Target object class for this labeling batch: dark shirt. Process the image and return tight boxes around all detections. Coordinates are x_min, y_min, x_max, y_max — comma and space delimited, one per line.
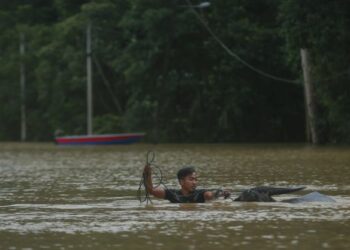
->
165, 189, 207, 203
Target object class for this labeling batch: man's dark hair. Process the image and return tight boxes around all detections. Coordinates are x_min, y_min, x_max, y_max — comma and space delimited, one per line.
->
177, 166, 196, 180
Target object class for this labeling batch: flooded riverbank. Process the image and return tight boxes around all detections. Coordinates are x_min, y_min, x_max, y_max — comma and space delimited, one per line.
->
0, 143, 349, 249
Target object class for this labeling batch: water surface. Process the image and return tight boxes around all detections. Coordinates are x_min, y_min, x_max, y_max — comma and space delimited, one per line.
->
0, 143, 349, 249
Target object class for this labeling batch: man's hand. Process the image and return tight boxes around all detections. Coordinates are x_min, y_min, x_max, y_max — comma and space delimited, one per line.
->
222, 190, 231, 199
204, 189, 231, 201
214, 189, 231, 199
143, 164, 151, 176
143, 164, 166, 199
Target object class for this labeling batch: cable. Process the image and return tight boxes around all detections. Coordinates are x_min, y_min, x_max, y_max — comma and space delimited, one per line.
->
185, 0, 300, 84
92, 55, 123, 114
137, 151, 170, 204
185, 0, 350, 85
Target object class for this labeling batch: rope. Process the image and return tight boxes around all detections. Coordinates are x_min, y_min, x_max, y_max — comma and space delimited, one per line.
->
137, 151, 169, 204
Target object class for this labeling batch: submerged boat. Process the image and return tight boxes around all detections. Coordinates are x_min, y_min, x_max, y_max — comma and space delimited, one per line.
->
233, 186, 336, 203
55, 133, 145, 145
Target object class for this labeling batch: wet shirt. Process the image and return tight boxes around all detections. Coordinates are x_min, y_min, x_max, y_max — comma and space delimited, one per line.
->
165, 189, 207, 203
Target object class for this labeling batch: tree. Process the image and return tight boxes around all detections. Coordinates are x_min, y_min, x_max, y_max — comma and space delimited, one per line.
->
1, 0, 349, 143
280, 0, 350, 143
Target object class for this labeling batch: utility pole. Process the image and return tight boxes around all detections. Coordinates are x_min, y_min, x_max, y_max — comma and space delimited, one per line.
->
300, 48, 318, 144
19, 32, 26, 141
86, 21, 93, 135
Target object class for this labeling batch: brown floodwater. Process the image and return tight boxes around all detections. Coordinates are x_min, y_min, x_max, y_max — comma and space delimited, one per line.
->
0, 143, 349, 249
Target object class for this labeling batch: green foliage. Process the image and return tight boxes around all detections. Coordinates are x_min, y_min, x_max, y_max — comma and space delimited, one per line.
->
280, 0, 350, 143
0, 0, 349, 143
94, 114, 123, 134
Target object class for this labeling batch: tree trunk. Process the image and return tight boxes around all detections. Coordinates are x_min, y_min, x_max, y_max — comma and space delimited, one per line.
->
300, 48, 319, 144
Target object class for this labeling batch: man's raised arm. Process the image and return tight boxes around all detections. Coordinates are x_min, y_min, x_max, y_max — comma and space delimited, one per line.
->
143, 164, 166, 199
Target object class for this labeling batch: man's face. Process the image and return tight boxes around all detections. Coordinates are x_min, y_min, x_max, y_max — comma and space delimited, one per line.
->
179, 172, 198, 192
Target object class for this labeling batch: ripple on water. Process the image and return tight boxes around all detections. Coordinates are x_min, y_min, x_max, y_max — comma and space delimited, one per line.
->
0, 197, 350, 234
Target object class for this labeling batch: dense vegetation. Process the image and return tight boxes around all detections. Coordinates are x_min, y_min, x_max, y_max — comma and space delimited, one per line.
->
1, 0, 349, 143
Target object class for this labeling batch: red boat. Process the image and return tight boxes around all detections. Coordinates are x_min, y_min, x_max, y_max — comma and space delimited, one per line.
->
55, 133, 145, 145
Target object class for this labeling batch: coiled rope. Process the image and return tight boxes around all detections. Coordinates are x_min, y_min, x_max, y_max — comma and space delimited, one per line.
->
137, 151, 169, 204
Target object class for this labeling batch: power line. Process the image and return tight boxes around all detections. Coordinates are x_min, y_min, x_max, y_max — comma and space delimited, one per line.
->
185, 1, 350, 85
185, 0, 300, 84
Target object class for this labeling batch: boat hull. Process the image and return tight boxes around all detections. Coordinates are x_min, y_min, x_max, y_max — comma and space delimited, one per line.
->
55, 133, 145, 145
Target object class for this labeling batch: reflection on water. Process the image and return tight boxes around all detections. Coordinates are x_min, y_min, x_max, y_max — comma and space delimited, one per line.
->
0, 143, 350, 249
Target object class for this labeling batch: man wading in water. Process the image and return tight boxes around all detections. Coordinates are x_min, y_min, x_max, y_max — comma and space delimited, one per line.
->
143, 165, 230, 203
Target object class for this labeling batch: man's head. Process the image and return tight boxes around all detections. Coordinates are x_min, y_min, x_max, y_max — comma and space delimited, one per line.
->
177, 166, 198, 193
